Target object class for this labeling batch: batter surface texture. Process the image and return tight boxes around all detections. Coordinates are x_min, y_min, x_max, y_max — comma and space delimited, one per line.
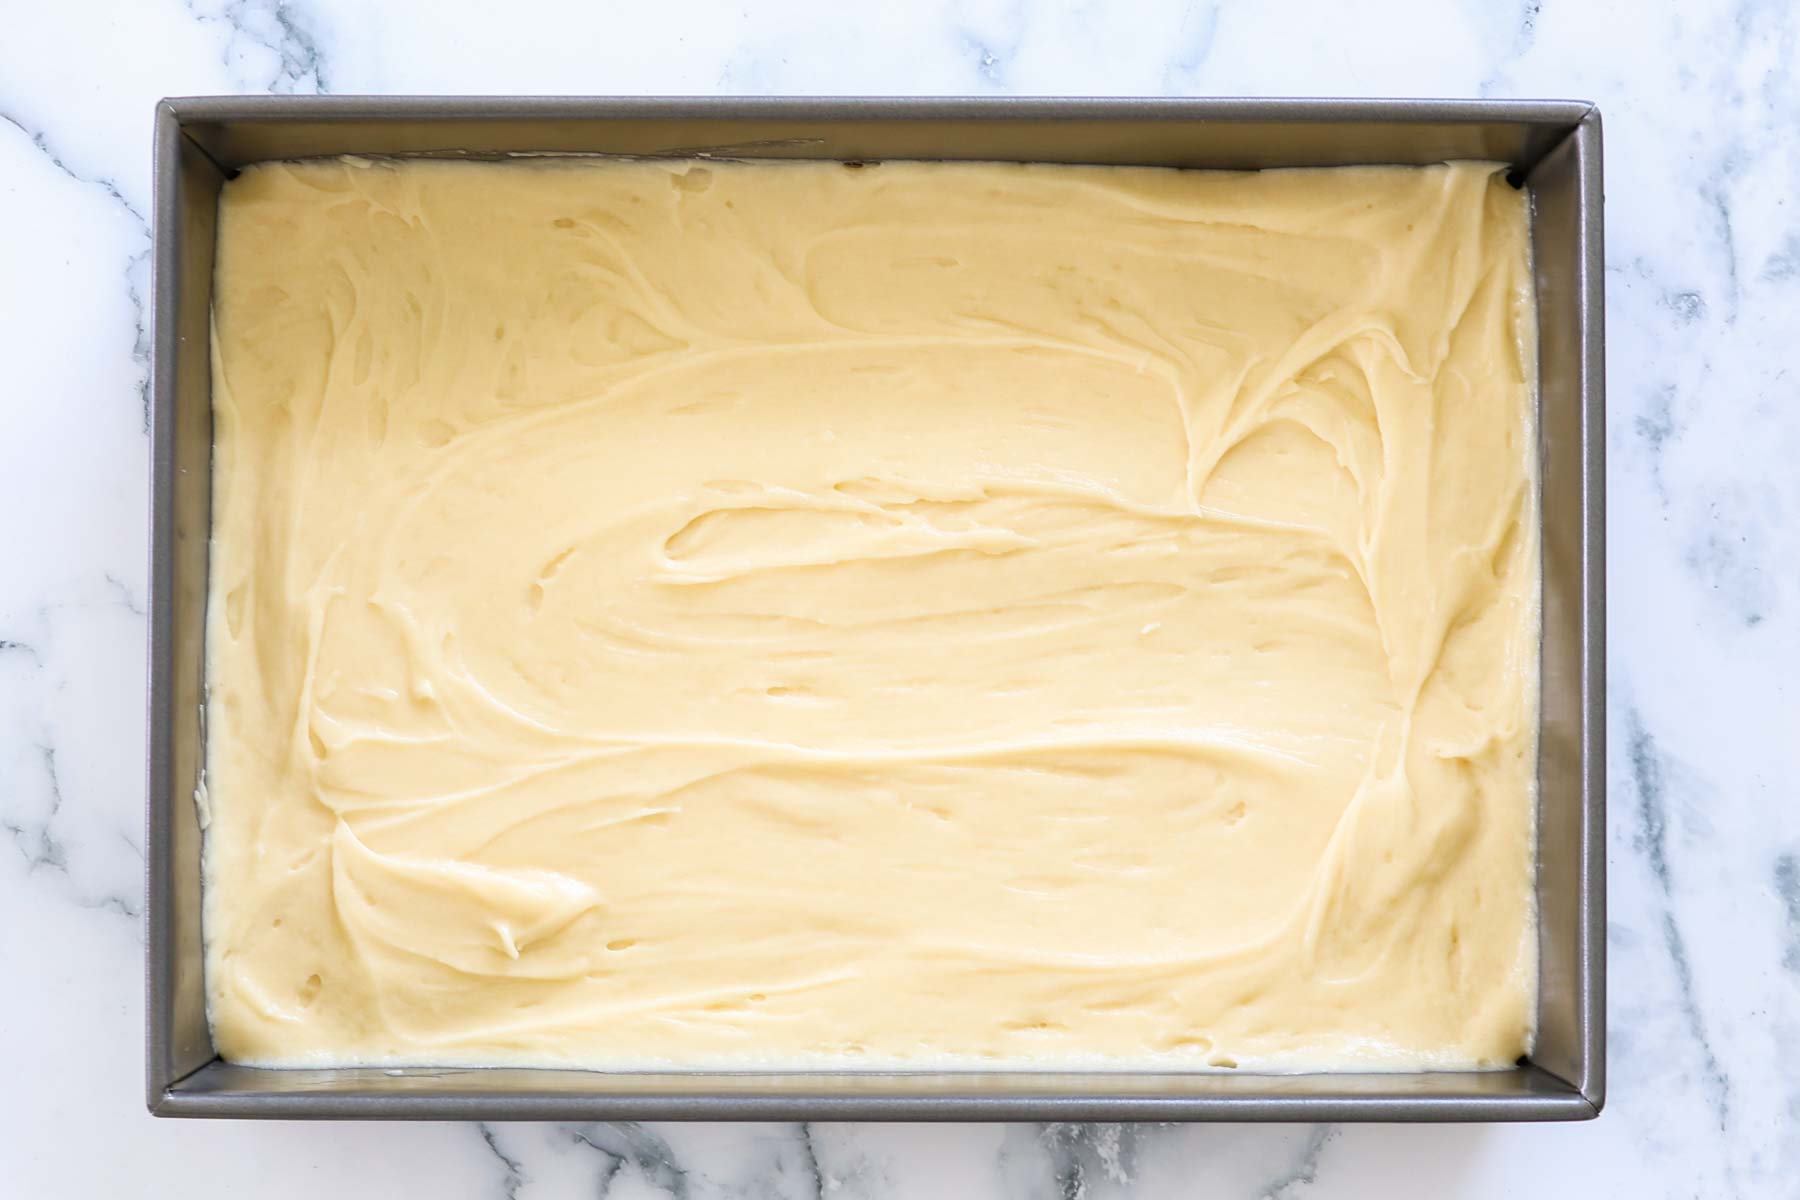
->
205, 157, 1538, 1069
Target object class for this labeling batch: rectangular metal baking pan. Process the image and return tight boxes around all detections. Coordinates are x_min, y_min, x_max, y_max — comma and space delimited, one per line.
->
148, 96, 1605, 1121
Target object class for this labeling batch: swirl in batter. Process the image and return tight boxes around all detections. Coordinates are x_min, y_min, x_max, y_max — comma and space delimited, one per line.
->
205, 157, 1538, 1069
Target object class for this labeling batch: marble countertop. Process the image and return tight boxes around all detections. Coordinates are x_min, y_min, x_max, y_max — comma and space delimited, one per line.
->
3, 0, 1795, 1195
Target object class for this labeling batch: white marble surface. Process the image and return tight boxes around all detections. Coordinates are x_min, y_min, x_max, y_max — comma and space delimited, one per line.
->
2, 0, 1796, 1194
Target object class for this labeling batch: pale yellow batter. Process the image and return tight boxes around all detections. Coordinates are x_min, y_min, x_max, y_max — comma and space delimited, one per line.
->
205, 156, 1539, 1070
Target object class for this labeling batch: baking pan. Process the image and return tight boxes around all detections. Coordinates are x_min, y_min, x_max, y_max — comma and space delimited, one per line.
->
147, 96, 1605, 1121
